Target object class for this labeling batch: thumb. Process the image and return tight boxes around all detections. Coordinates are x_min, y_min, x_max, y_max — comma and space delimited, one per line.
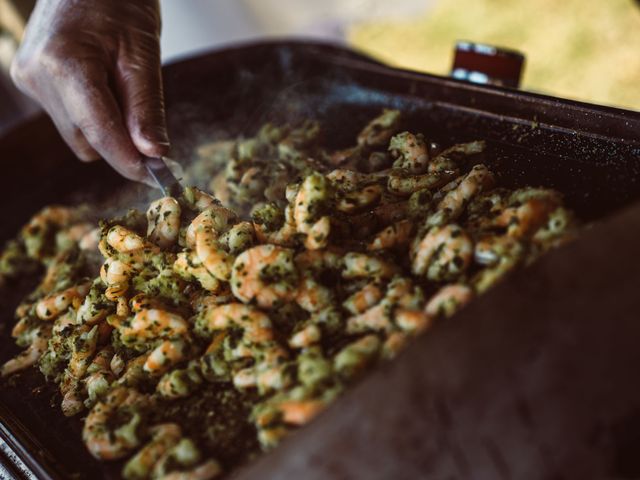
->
117, 40, 170, 159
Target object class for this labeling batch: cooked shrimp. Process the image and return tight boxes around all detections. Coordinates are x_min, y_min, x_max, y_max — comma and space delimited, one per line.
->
68, 324, 99, 378
186, 207, 237, 248
119, 309, 189, 347
411, 225, 473, 281
367, 219, 414, 251
334, 335, 381, 379
144, 339, 191, 375
197, 303, 273, 344
173, 251, 222, 293
336, 184, 383, 214
159, 460, 222, 480
342, 252, 397, 280
83, 387, 149, 460
326, 169, 385, 193
394, 308, 433, 333
294, 173, 331, 248
294, 275, 333, 313
346, 303, 392, 334
85, 346, 115, 405
304, 215, 331, 250
35, 282, 90, 320
77, 281, 111, 325
357, 108, 401, 147
194, 227, 234, 283
289, 323, 322, 349
231, 245, 298, 309
147, 197, 181, 249
389, 132, 429, 174
342, 283, 383, 315
220, 221, 255, 254
424, 284, 474, 318
387, 170, 457, 196
183, 187, 218, 212
427, 164, 495, 227
156, 362, 202, 399
106, 226, 151, 253
1, 327, 51, 377
427, 140, 486, 174
493, 190, 560, 238
122, 424, 182, 480
254, 205, 297, 247
294, 248, 343, 273
78, 227, 101, 251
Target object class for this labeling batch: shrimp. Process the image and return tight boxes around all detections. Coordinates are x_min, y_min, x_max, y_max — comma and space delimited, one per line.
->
411, 224, 473, 281
182, 187, 219, 212
424, 284, 474, 318
100, 257, 134, 301
493, 188, 561, 239
342, 283, 383, 315
289, 323, 322, 349
196, 303, 273, 344
367, 219, 414, 251
294, 248, 343, 273
294, 173, 331, 248
427, 140, 486, 174
342, 252, 397, 280
122, 424, 182, 480
106, 226, 151, 253
35, 282, 90, 320
253, 205, 297, 247
304, 215, 331, 251
116, 354, 150, 388
231, 245, 298, 309
357, 109, 401, 147
83, 387, 149, 460
68, 324, 99, 378
473, 235, 525, 293
186, 207, 237, 248
119, 309, 189, 347
147, 197, 181, 249
426, 164, 495, 227
158, 460, 222, 480
326, 169, 386, 193
387, 170, 457, 196
144, 339, 191, 375
85, 346, 115, 405
334, 335, 381, 379
156, 362, 202, 399
79, 227, 101, 251
394, 308, 433, 333
295, 275, 334, 313
173, 251, 222, 293
1, 327, 51, 377
220, 221, 255, 255
389, 132, 429, 174
336, 184, 383, 214
76, 280, 112, 325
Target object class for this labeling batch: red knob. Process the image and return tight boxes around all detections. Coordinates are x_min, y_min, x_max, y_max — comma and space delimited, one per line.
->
451, 41, 525, 88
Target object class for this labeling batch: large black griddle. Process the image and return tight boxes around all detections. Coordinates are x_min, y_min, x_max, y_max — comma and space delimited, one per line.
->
1, 41, 640, 480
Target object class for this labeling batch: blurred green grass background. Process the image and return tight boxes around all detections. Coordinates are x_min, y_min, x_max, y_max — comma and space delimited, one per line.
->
349, 0, 640, 110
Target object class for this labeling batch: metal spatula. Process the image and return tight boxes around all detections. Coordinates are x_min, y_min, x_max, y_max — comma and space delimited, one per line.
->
144, 156, 183, 198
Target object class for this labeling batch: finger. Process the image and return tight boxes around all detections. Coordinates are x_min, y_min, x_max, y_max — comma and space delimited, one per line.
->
58, 69, 153, 184
116, 34, 169, 159
42, 100, 100, 162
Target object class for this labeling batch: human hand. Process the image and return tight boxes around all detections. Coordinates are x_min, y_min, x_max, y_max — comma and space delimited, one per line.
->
10, 0, 167, 184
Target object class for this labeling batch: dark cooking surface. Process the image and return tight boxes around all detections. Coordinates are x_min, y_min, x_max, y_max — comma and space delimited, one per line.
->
1, 40, 640, 479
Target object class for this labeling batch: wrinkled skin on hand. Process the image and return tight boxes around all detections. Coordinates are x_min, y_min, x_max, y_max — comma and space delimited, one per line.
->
11, 0, 168, 184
